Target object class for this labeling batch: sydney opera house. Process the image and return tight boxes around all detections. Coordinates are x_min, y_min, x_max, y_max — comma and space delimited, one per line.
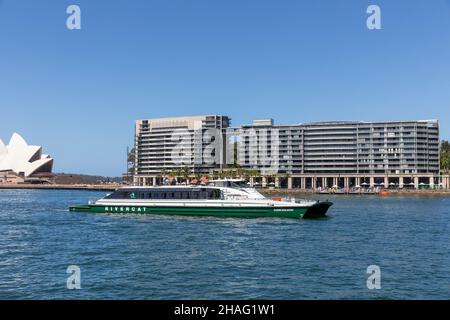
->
0, 133, 53, 182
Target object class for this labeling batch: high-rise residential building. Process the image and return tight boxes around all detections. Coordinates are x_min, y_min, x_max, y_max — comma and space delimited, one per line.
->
133, 115, 442, 189
232, 119, 440, 188
134, 115, 230, 186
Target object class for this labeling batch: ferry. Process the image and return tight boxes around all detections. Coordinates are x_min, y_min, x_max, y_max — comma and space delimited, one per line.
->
69, 180, 332, 219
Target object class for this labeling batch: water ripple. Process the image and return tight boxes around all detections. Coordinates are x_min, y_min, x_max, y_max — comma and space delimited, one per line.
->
0, 190, 449, 299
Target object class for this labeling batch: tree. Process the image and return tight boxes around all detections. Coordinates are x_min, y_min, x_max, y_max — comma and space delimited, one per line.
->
441, 140, 450, 153
441, 140, 450, 173
170, 168, 182, 179
127, 147, 135, 174
181, 166, 192, 182
160, 168, 168, 177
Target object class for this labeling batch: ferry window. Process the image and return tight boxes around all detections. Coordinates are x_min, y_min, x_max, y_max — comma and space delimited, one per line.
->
106, 191, 128, 199
182, 192, 190, 199
174, 192, 182, 199
191, 191, 199, 199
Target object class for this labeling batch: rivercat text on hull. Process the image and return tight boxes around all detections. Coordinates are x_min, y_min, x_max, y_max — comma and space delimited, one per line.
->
69, 180, 332, 219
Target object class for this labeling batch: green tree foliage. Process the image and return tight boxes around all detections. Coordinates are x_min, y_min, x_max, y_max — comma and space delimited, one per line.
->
441, 140, 450, 153
127, 148, 135, 174
441, 140, 450, 173
181, 166, 192, 181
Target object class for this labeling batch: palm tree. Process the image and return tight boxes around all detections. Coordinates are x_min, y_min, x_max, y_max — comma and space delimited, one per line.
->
171, 168, 182, 181
441, 140, 450, 174
181, 166, 192, 183
236, 167, 245, 178
160, 168, 168, 178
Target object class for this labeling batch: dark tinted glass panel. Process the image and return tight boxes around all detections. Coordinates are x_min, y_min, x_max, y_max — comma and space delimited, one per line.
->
191, 191, 199, 199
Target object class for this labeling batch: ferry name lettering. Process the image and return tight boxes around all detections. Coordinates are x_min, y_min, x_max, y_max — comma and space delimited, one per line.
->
105, 206, 146, 213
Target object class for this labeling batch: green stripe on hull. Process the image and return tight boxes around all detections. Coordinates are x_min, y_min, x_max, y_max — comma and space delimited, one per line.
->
69, 202, 332, 219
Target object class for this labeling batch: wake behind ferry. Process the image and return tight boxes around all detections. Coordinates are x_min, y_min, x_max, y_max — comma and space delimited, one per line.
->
69, 180, 332, 219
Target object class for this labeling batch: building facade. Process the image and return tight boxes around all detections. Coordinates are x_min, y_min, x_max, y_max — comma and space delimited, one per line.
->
232, 119, 440, 189
134, 115, 230, 186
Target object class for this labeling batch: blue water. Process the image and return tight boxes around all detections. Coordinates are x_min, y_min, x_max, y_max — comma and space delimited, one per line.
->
0, 189, 449, 299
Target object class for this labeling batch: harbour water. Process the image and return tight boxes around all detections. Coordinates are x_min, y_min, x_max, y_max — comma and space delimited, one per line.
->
0, 189, 449, 299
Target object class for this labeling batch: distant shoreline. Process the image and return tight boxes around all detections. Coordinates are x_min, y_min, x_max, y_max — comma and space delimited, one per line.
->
0, 184, 118, 192
261, 189, 450, 196
0, 183, 449, 196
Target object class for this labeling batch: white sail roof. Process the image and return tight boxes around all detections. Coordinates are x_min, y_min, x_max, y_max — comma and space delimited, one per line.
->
0, 133, 53, 177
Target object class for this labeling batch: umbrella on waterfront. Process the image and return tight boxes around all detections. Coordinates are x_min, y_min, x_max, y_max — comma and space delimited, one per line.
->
389, 182, 395, 185
333, 185, 338, 188
409, 182, 415, 185
355, 185, 361, 188
361, 182, 369, 185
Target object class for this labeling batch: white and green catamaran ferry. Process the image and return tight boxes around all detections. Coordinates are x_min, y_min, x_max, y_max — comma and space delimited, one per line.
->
69, 180, 332, 219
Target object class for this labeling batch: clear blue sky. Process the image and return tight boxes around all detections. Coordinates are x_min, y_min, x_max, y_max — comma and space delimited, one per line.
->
1, 0, 450, 176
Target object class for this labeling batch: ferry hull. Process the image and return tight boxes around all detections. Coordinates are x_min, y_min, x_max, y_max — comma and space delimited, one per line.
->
69, 202, 332, 219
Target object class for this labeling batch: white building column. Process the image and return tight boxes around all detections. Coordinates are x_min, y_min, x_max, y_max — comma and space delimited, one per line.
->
414, 176, 419, 189
275, 177, 280, 188
262, 176, 267, 188
370, 176, 375, 188
399, 176, 404, 188
152, 177, 157, 186
287, 177, 293, 189
384, 176, 389, 188
429, 177, 434, 189
301, 177, 306, 189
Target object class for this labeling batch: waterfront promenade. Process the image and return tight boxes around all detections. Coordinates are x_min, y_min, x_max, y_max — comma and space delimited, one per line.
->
1, 183, 449, 195
0, 184, 118, 192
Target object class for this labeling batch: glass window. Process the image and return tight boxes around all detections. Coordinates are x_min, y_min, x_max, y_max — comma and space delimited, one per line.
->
191, 191, 199, 199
